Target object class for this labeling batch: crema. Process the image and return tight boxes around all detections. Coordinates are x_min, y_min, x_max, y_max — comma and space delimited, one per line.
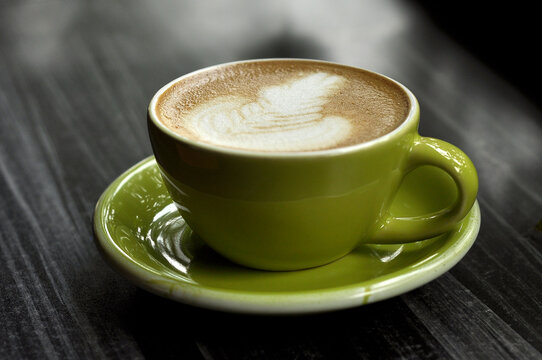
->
156, 60, 410, 152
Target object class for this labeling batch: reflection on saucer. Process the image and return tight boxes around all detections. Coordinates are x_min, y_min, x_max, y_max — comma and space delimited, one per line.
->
94, 157, 480, 314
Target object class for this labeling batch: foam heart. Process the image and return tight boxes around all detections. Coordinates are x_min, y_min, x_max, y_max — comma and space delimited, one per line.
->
184, 72, 352, 151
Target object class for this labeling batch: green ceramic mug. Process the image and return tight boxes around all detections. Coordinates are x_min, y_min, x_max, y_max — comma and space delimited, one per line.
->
147, 59, 478, 271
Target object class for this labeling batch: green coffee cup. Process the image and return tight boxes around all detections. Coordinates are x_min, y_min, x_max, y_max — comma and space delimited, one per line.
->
147, 59, 478, 271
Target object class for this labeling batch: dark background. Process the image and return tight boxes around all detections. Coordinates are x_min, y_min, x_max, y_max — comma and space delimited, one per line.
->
1, 1, 541, 359
415, 0, 541, 105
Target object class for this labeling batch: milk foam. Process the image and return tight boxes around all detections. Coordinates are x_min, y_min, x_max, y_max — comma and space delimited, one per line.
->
156, 60, 411, 151
183, 73, 351, 151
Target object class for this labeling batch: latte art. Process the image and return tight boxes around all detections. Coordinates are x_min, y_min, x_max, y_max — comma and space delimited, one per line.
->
156, 60, 410, 152
185, 73, 351, 151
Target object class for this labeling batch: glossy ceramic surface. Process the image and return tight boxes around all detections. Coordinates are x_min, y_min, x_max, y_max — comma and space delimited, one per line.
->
93, 157, 480, 315
147, 59, 478, 270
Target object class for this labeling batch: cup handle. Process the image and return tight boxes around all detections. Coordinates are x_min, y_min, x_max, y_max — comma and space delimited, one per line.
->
370, 136, 478, 243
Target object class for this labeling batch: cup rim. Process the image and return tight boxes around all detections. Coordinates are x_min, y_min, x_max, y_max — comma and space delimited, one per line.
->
147, 58, 419, 158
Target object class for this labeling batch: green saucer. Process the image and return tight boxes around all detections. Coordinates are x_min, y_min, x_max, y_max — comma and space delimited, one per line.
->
93, 156, 480, 315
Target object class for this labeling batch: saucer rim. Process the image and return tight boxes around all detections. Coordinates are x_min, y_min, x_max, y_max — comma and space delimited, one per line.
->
93, 156, 481, 315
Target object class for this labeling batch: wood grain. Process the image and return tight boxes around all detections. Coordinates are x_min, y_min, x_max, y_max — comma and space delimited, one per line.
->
1, 1, 541, 359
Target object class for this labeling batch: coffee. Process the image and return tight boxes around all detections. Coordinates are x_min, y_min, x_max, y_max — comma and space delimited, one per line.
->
155, 60, 410, 152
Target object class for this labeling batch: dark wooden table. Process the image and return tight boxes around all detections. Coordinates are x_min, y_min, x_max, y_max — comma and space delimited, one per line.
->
2, 1, 541, 359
